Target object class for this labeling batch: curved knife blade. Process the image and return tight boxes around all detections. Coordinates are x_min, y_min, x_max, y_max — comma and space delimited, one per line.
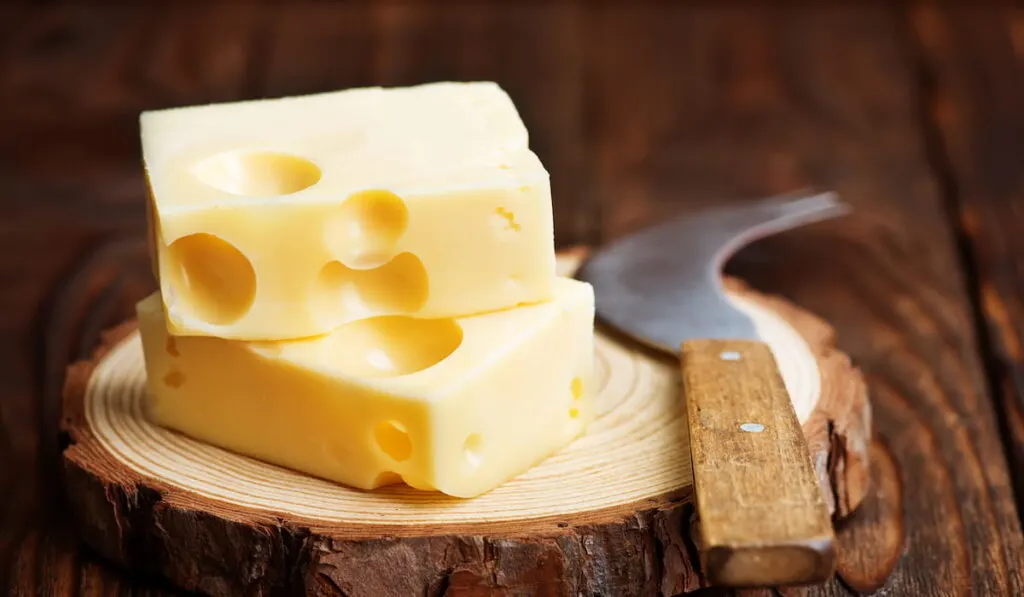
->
576, 191, 850, 352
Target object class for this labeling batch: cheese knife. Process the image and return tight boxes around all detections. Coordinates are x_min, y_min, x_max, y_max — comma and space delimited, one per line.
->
576, 191, 851, 588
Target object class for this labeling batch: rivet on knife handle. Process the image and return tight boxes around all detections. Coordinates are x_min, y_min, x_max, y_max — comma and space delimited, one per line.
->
682, 339, 835, 587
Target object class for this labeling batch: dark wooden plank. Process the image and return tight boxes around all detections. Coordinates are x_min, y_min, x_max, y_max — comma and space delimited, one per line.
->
833, 440, 904, 594
5, 524, 191, 597
585, 3, 1024, 595
262, 3, 377, 96
0, 4, 273, 596
0, 4, 154, 121
0, 3, 269, 121
6, 531, 37, 597
907, 1, 1024, 509
2, 2, 1023, 596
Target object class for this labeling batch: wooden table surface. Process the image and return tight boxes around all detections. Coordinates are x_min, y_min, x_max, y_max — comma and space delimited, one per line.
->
2, 2, 1024, 595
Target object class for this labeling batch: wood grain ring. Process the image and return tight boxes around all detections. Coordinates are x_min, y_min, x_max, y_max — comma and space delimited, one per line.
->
61, 249, 871, 596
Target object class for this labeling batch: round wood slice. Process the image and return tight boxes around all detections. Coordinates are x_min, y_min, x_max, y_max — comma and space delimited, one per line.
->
60, 249, 871, 597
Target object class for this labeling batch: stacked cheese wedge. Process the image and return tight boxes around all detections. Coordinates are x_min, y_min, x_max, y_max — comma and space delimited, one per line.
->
137, 82, 596, 498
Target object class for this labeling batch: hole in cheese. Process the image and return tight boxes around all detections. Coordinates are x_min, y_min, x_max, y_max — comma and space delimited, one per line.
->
162, 370, 186, 388
165, 337, 179, 357
192, 150, 321, 197
375, 421, 412, 462
327, 315, 463, 378
571, 377, 583, 400
325, 189, 409, 268
166, 233, 256, 326
312, 253, 429, 321
464, 433, 483, 468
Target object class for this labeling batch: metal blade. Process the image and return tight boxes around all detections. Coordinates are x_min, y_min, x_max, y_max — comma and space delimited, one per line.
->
576, 191, 851, 354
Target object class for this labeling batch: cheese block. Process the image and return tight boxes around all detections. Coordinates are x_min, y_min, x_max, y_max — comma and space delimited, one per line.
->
141, 81, 555, 340
137, 277, 595, 498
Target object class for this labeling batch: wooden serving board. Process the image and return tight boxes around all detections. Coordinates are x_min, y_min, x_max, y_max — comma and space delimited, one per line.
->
60, 250, 871, 596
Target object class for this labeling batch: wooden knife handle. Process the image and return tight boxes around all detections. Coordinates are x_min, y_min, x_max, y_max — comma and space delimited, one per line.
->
681, 338, 835, 587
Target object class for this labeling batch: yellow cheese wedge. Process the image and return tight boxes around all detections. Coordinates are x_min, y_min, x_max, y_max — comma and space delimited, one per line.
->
141, 81, 555, 340
137, 277, 595, 498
